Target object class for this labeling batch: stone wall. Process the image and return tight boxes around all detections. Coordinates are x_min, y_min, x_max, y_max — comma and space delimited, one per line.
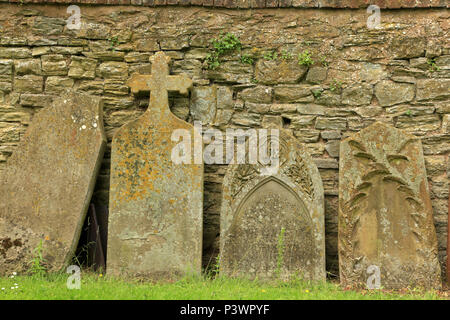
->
0, 3, 448, 279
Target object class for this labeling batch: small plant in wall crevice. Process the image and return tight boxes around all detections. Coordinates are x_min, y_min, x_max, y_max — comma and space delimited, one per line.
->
297, 50, 314, 67
427, 57, 440, 72
206, 32, 242, 70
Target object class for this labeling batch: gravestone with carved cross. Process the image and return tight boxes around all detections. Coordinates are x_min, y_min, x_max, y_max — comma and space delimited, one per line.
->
107, 52, 203, 279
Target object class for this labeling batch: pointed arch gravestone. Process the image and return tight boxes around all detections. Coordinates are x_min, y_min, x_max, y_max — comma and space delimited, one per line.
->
107, 52, 203, 279
0, 92, 106, 275
339, 122, 441, 289
220, 130, 325, 280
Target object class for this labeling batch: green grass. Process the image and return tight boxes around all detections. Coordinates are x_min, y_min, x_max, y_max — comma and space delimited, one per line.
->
0, 272, 445, 300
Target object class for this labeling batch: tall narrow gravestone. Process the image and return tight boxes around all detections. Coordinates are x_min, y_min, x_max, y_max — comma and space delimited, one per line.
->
339, 122, 441, 289
0, 92, 106, 275
220, 130, 325, 280
107, 52, 203, 278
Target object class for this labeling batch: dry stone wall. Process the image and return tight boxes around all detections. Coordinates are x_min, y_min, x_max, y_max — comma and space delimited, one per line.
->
0, 2, 448, 279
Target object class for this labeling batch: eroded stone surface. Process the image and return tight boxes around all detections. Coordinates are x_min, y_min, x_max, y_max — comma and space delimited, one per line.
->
339, 122, 441, 289
220, 130, 325, 280
107, 52, 202, 279
0, 92, 106, 275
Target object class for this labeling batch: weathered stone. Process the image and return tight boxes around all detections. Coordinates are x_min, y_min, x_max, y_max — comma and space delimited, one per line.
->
341, 83, 373, 106
339, 122, 441, 289
68, 56, 97, 79
32, 46, 51, 57
231, 112, 261, 127
293, 129, 320, 142
360, 63, 386, 83
281, 115, 313, 129
385, 105, 434, 117
354, 106, 383, 118
185, 48, 209, 60
104, 110, 143, 128
51, 47, 84, 55
214, 109, 234, 126
28, 38, 56, 46
190, 86, 217, 125
321, 130, 342, 140
97, 62, 128, 80
14, 75, 43, 93
315, 89, 341, 106
220, 130, 325, 280
325, 140, 340, 158
274, 85, 314, 103
239, 86, 272, 104
314, 158, 339, 169
306, 66, 327, 84
216, 86, 233, 109
83, 51, 125, 62
77, 80, 104, 95
45, 77, 74, 94
443, 115, 450, 134
416, 79, 450, 102
391, 76, 416, 84
0, 105, 32, 123
395, 114, 441, 133
19, 94, 54, 108
435, 55, 450, 69
207, 61, 253, 84
14, 59, 41, 75
124, 52, 151, 63
77, 23, 110, 40
410, 57, 429, 70
104, 80, 129, 96
0, 60, 13, 93
0, 37, 27, 46
32, 16, 65, 36
390, 38, 425, 59
0, 122, 21, 143
0, 48, 31, 59
172, 59, 202, 79
261, 115, 283, 128
270, 104, 297, 114
41, 54, 67, 76
134, 38, 160, 52
0, 92, 106, 275
374, 80, 415, 107
255, 60, 307, 85
129, 64, 152, 77
107, 52, 202, 279
246, 102, 270, 114
343, 46, 384, 61
315, 117, 347, 130
0, 60, 13, 75
296, 104, 326, 115
422, 134, 450, 156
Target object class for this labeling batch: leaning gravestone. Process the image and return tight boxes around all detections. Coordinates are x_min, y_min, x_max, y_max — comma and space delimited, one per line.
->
220, 130, 325, 280
107, 52, 203, 278
0, 92, 106, 275
339, 122, 441, 289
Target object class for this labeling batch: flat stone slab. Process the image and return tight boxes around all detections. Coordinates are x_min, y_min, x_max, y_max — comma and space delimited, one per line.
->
107, 52, 202, 279
0, 92, 106, 275
220, 130, 325, 280
339, 122, 441, 289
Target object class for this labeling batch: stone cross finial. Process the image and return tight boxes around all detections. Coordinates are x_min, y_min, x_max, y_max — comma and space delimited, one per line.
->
127, 51, 193, 115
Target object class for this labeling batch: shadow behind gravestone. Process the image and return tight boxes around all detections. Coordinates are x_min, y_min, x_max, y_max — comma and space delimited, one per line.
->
74, 203, 109, 272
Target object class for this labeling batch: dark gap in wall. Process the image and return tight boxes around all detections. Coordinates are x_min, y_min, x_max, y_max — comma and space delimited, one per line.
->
282, 116, 291, 128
